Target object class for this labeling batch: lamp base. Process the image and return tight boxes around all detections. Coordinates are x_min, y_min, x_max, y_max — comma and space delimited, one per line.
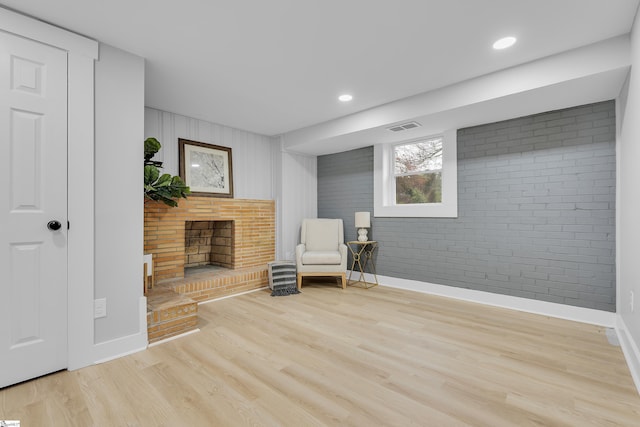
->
357, 228, 368, 242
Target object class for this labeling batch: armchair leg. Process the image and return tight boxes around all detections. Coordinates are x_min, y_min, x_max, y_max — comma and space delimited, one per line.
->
341, 273, 347, 289
297, 273, 303, 290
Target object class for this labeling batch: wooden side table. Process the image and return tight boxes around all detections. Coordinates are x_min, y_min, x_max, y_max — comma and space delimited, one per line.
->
347, 240, 379, 289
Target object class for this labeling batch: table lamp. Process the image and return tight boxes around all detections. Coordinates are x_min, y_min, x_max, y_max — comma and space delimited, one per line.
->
355, 211, 371, 242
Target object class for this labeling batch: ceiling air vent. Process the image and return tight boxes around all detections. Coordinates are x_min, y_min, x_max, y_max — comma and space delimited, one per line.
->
387, 121, 421, 132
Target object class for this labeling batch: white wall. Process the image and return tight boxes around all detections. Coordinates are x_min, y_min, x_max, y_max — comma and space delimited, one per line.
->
276, 140, 318, 260
93, 44, 147, 355
144, 108, 277, 200
617, 6, 640, 390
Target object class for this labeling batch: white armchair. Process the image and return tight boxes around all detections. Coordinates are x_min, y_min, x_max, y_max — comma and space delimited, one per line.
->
296, 218, 348, 290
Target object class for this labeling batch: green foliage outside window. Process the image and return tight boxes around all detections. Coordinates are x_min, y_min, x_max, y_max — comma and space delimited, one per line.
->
396, 172, 442, 204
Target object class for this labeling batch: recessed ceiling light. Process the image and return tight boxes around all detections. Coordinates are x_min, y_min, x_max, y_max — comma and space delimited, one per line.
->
338, 94, 353, 102
493, 36, 517, 50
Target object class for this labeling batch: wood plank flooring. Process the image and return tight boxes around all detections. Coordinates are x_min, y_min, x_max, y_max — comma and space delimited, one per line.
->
2, 282, 640, 426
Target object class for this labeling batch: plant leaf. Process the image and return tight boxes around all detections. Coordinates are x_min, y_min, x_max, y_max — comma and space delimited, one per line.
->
144, 137, 162, 159
155, 173, 172, 187
144, 165, 159, 184
144, 137, 188, 207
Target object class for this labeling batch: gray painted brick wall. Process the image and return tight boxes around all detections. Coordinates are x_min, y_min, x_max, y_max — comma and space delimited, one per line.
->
317, 100, 616, 311
318, 146, 374, 244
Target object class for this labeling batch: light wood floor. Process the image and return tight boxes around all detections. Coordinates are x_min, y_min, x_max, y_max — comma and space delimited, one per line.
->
2, 281, 640, 426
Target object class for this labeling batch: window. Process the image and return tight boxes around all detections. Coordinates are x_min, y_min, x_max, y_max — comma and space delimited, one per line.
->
394, 137, 443, 204
374, 130, 458, 218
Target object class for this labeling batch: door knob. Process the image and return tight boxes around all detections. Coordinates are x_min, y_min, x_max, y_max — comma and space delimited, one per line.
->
47, 220, 62, 231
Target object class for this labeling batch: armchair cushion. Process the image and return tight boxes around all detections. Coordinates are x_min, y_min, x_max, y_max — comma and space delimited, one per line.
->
301, 250, 342, 265
302, 219, 344, 252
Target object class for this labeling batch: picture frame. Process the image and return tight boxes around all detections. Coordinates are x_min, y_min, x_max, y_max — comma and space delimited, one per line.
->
179, 138, 234, 198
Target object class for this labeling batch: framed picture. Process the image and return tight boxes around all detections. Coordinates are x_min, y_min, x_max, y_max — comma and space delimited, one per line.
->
179, 139, 234, 198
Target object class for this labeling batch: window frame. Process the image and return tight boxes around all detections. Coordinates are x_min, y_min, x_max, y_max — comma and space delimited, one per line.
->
374, 129, 458, 218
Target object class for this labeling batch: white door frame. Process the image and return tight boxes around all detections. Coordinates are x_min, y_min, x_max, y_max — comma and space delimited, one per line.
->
0, 7, 98, 370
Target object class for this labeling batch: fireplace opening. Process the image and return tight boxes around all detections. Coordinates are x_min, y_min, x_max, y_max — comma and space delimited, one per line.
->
184, 220, 234, 275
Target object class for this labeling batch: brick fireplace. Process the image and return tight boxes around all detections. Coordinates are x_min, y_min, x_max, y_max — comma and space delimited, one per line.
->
144, 197, 275, 342
144, 197, 275, 284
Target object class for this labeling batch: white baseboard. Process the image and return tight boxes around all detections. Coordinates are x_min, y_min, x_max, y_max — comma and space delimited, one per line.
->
616, 315, 640, 394
148, 328, 201, 347
353, 271, 616, 327
198, 286, 269, 305
91, 296, 148, 365
93, 342, 148, 365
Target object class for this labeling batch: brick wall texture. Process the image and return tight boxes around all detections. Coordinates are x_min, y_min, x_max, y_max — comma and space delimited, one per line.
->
318, 101, 616, 311
144, 197, 275, 282
184, 220, 233, 268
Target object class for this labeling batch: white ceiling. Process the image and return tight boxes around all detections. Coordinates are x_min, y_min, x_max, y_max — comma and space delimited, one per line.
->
1, 0, 638, 144
283, 35, 632, 155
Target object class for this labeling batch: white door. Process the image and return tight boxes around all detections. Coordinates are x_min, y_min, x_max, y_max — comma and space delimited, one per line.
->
0, 31, 68, 388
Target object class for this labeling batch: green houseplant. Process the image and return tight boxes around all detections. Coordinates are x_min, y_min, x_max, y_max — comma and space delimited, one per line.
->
144, 137, 190, 207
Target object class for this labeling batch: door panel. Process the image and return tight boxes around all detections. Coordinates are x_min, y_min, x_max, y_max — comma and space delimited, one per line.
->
10, 242, 43, 348
0, 31, 68, 388
11, 109, 43, 209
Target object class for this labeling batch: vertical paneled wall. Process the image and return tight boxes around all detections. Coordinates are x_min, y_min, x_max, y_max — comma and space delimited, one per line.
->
144, 108, 278, 200
277, 146, 318, 260
318, 101, 616, 311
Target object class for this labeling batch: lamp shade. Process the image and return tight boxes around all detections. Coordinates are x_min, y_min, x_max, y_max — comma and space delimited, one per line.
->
355, 211, 371, 228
